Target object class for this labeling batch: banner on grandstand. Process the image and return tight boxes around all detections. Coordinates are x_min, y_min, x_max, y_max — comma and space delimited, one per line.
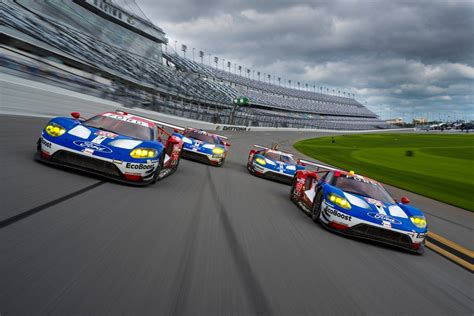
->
233, 96, 249, 106
215, 125, 250, 131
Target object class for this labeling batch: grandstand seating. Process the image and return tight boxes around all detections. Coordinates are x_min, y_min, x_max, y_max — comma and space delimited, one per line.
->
0, 0, 394, 130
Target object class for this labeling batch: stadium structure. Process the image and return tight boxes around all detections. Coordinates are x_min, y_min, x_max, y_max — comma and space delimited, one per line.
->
0, 0, 393, 130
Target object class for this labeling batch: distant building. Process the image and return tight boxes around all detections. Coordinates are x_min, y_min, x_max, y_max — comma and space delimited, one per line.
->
413, 118, 428, 124
385, 117, 403, 125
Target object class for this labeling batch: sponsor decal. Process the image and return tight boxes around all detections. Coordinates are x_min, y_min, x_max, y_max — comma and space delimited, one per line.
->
103, 113, 150, 127
382, 221, 392, 228
125, 162, 154, 170
222, 126, 247, 131
367, 212, 402, 224
416, 233, 426, 239
83, 148, 94, 155
91, 135, 107, 144
366, 198, 383, 207
95, 130, 118, 139
41, 138, 52, 148
325, 206, 352, 221
73, 140, 112, 153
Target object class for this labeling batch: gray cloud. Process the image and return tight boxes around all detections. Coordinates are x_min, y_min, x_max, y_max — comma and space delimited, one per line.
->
137, 0, 474, 120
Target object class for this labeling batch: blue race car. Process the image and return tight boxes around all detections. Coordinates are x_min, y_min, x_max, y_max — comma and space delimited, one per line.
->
290, 161, 428, 253
36, 110, 184, 185
177, 128, 231, 166
247, 144, 304, 184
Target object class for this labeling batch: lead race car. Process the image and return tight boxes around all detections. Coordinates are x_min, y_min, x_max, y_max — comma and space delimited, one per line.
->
290, 160, 428, 253
247, 144, 304, 184
36, 110, 185, 185
176, 128, 231, 166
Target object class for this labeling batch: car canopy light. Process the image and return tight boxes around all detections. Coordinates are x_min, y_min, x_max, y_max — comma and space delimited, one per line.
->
410, 216, 427, 228
45, 122, 66, 137
255, 157, 266, 165
212, 147, 225, 155
130, 148, 158, 159
328, 193, 351, 209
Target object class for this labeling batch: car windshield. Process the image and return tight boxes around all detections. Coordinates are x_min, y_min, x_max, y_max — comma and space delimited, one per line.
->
264, 151, 296, 164
185, 131, 219, 144
83, 115, 154, 140
334, 174, 395, 204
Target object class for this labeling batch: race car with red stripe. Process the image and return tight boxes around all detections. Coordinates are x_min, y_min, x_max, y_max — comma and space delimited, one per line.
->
36, 110, 184, 185
247, 144, 305, 184
290, 160, 428, 253
175, 128, 231, 166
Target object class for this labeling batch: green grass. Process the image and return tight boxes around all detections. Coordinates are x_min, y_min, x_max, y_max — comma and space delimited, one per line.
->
294, 134, 474, 211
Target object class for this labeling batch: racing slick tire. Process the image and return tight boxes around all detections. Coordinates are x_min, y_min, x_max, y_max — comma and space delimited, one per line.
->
311, 190, 323, 223
152, 153, 165, 184
290, 177, 298, 201
173, 153, 181, 170
216, 159, 225, 167
247, 161, 255, 175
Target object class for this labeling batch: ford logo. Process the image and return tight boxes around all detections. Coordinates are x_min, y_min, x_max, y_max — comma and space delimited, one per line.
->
367, 212, 401, 225
73, 140, 112, 153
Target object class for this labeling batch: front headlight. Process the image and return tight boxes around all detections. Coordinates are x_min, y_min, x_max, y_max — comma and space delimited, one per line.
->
212, 147, 225, 155
45, 122, 66, 137
255, 157, 266, 165
328, 193, 351, 209
130, 148, 158, 159
410, 216, 427, 228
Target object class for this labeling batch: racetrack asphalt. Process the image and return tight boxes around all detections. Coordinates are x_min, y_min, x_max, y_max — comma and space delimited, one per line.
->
0, 115, 473, 315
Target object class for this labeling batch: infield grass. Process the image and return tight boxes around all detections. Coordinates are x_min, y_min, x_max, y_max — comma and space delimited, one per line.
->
294, 134, 474, 211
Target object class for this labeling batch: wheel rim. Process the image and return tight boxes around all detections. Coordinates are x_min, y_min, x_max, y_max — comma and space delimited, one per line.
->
312, 193, 322, 220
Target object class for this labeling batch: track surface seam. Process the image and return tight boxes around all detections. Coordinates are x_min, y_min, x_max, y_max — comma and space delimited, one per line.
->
207, 167, 273, 316
0, 181, 105, 229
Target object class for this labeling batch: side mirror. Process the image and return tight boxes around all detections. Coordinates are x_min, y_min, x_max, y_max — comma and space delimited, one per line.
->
224, 141, 231, 148
71, 112, 81, 119
401, 197, 410, 204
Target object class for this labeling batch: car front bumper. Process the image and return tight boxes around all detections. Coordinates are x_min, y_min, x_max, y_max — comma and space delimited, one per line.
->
319, 201, 425, 254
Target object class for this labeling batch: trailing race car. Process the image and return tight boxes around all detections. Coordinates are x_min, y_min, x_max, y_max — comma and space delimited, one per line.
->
36, 110, 184, 185
176, 128, 231, 166
247, 145, 304, 184
290, 160, 428, 253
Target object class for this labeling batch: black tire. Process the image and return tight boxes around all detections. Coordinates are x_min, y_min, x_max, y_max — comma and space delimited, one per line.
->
311, 190, 324, 223
173, 153, 181, 170
290, 177, 298, 201
216, 159, 224, 167
152, 153, 165, 184
37, 138, 41, 151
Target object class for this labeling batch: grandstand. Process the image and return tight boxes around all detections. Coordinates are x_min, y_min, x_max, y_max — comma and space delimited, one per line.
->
0, 0, 394, 130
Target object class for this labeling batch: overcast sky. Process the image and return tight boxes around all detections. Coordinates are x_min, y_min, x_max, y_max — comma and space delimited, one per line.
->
137, 0, 473, 120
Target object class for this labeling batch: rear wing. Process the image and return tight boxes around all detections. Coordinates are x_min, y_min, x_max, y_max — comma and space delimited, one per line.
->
213, 133, 228, 140
298, 160, 341, 172
253, 144, 270, 150
252, 144, 294, 156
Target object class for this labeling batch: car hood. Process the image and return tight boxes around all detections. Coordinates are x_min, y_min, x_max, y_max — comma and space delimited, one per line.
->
333, 190, 426, 232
